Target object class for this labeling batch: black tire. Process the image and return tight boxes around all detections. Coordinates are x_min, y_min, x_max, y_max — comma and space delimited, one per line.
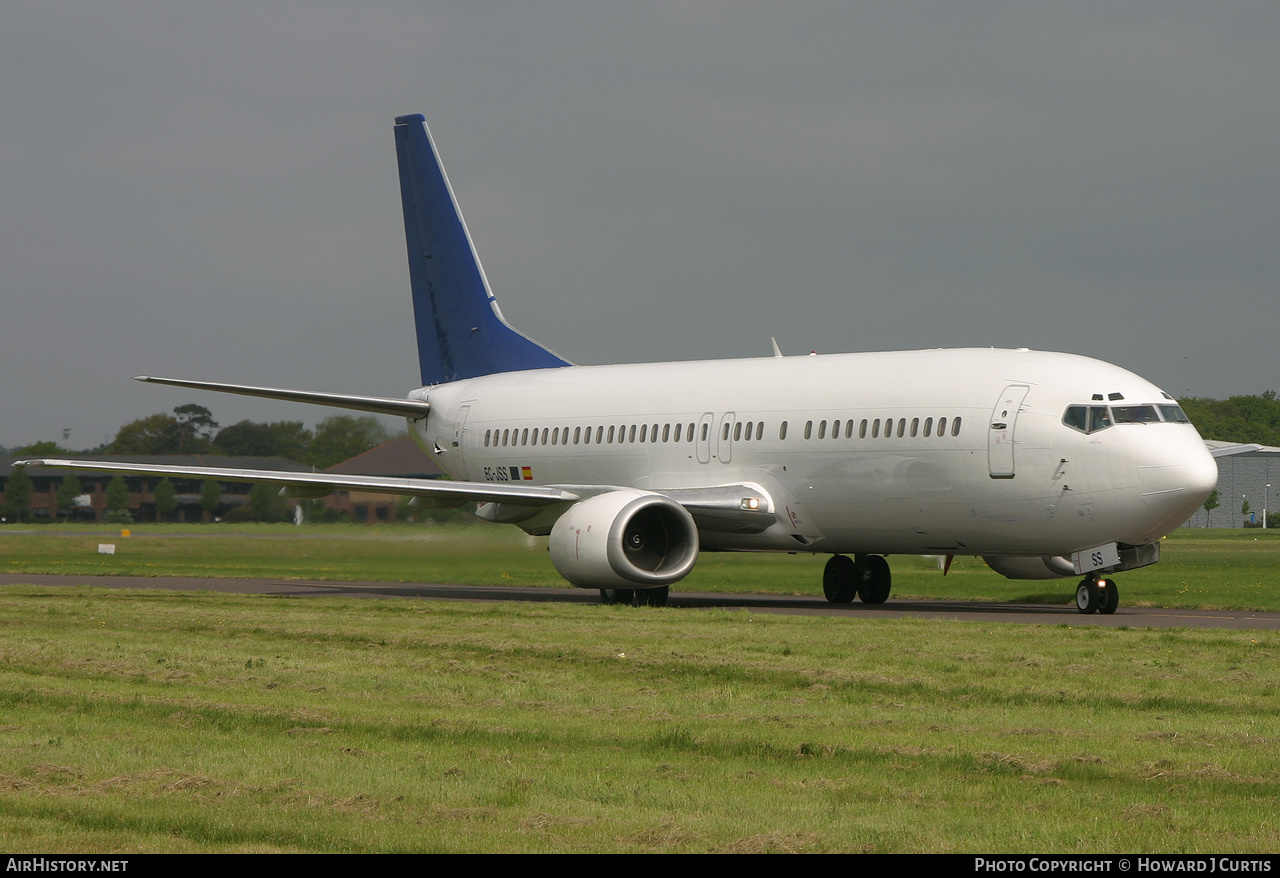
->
1076, 579, 1099, 614
1096, 579, 1119, 615
600, 588, 635, 605
823, 555, 858, 603
635, 586, 669, 608
857, 555, 892, 604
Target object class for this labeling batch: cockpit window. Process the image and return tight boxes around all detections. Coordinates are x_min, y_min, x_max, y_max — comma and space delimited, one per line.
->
1063, 406, 1088, 432
1064, 402, 1191, 434
1112, 405, 1160, 424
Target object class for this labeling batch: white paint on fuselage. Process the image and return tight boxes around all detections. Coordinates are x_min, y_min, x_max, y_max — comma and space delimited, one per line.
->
408, 347, 1217, 559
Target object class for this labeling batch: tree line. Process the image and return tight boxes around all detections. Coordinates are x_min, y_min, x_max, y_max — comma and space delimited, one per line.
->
1177, 391, 1280, 447
5, 404, 395, 470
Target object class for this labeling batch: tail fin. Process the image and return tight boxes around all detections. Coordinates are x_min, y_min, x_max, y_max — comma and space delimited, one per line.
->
394, 114, 571, 386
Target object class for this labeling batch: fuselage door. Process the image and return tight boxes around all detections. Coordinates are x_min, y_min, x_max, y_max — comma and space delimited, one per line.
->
988, 385, 1030, 479
717, 412, 737, 464
696, 412, 714, 464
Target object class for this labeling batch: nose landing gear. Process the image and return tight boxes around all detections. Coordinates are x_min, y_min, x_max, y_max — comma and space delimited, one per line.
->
1075, 575, 1119, 615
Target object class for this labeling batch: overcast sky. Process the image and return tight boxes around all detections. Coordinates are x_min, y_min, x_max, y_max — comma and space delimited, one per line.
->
3, 2, 1278, 450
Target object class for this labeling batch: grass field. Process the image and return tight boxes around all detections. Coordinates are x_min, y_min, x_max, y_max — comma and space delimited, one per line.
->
1, 524, 1278, 852
3, 522, 1279, 610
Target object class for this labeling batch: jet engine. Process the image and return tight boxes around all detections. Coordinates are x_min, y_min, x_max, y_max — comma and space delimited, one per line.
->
982, 555, 1076, 580
549, 490, 699, 589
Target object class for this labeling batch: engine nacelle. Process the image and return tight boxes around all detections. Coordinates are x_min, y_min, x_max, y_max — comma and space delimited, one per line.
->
549, 490, 699, 589
982, 554, 1077, 580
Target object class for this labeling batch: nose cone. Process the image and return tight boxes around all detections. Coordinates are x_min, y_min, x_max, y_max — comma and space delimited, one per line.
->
1135, 431, 1219, 541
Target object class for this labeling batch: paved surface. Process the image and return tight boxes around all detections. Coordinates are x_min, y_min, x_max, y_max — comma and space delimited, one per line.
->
4, 573, 1279, 630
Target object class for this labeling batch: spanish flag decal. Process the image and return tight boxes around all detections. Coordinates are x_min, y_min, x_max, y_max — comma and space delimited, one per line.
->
521, 466, 533, 480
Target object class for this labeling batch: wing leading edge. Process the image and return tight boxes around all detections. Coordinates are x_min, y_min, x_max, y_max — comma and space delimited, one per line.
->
16, 458, 575, 509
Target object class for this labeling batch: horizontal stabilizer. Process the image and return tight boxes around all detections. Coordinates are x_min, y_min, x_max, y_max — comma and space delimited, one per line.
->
135, 376, 431, 419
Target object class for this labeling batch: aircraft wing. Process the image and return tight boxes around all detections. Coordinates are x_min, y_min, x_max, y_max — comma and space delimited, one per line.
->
16, 458, 576, 509
133, 376, 432, 419
16, 459, 776, 531
1207, 442, 1264, 458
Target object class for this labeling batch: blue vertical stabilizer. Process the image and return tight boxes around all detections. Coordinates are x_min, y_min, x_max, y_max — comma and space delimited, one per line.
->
394, 114, 572, 386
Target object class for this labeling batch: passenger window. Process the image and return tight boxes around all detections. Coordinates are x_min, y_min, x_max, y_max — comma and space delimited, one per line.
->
937, 417, 946, 436
859, 419, 868, 439
951, 417, 962, 436
911, 417, 919, 437
734, 422, 743, 441
700, 423, 708, 442
663, 424, 671, 442
641, 424, 649, 443
872, 419, 880, 438
818, 420, 827, 439
757, 422, 764, 441
597, 426, 605, 443
804, 421, 813, 440
779, 421, 788, 440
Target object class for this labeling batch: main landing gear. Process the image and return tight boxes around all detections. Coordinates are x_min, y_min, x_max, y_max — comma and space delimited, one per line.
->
1075, 575, 1119, 615
600, 586, 669, 607
822, 554, 891, 605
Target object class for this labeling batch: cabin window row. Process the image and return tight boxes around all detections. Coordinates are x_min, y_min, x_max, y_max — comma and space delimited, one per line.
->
796, 416, 963, 440
482, 421, 753, 448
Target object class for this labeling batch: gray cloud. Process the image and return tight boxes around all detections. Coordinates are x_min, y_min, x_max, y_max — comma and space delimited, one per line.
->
3, 2, 1278, 448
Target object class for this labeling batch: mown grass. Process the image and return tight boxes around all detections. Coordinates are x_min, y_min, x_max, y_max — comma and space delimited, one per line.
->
2, 523, 1279, 610
0, 584, 1277, 852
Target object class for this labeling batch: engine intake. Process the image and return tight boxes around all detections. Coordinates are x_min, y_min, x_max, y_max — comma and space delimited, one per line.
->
549, 491, 699, 589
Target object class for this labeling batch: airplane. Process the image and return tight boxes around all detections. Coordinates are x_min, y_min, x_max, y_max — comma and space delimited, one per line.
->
18, 114, 1220, 614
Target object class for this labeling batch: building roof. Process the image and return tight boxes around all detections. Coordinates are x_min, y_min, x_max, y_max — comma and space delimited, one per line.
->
324, 435, 445, 478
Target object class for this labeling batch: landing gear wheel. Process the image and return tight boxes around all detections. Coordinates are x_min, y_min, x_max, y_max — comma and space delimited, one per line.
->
823, 555, 858, 603
1095, 579, 1119, 615
857, 554, 892, 604
600, 588, 635, 606
600, 587, 668, 607
634, 586, 669, 608
1076, 579, 1099, 614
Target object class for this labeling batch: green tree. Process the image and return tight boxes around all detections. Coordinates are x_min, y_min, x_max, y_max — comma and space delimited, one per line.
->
12, 440, 73, 457
106, 404, 219, 455
106, 413, 180, 455
214, 420, 312, 459
4, 466, 33, 522
105, 475, 130, 514
171, 404, 218, 453
154, 478, 178, 522
200, 480, 222, 522
306, 415, 390, 468
247, 483, 283, 521
1203, 489, 1220, 527
55, 476, 82, 522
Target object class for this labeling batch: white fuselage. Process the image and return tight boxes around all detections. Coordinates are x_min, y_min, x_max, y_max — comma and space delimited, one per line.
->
408, 348, 1217, 559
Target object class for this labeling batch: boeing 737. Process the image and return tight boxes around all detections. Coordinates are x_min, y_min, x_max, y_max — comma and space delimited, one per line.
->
19, 114, 1219, 614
